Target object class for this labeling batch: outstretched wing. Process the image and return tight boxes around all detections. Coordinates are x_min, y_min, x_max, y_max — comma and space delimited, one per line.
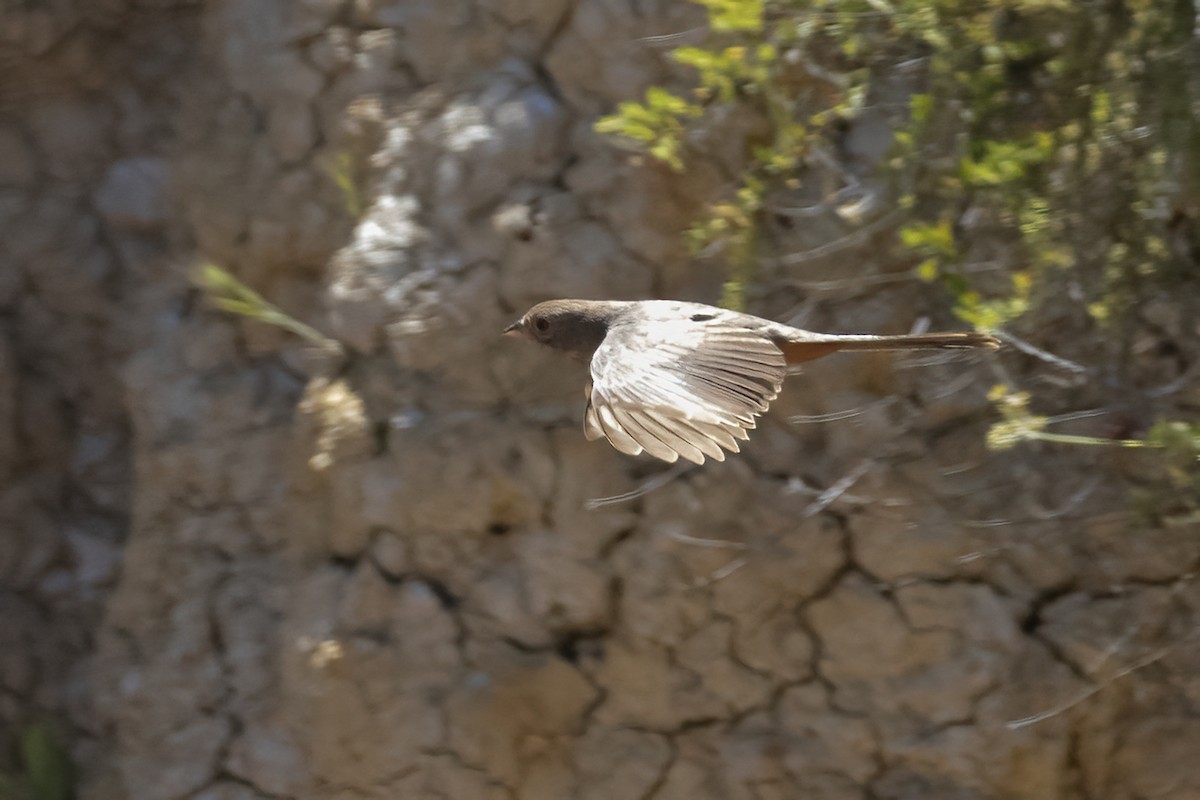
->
584, 313, 787, 464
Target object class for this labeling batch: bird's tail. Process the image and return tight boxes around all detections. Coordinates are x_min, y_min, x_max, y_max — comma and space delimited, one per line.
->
819, 331, 1000, 351
778, 331, 1000, 364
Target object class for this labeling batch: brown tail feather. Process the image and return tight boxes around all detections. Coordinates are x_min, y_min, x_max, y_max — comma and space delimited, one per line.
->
778, 332, 1000, 365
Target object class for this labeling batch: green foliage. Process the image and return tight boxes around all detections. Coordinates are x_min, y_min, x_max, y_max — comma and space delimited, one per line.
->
193, 264, 341, 352
959, 135, 1055, 188
597, 0, 813, 296
686, 181, 764, 310
672, 44, 776, 103
1133, 420, 1200, 524
594, 0, 1200, 484
1147, 421, 1200, 459
953, 272, 1032, 331
985, 384, 1185, 454
985, 385, 1049, 452
594, 88, 702, 170
0, 724, 75, 800
703, 0, 765, 33
986, 388, 1200, 524
900, 220, 955, 259
596, 0, 1196, 313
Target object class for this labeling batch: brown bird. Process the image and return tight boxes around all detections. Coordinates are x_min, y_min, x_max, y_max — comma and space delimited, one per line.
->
505, 299, 999, 465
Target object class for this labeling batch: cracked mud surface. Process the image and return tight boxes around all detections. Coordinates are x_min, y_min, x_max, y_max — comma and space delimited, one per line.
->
1, 1, 1198, 798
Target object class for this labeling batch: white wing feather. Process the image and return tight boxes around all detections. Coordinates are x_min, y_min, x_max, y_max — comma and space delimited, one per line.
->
584, 311, 787, 464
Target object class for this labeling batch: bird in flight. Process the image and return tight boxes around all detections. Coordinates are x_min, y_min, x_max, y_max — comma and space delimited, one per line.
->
505, 299, 1000, 465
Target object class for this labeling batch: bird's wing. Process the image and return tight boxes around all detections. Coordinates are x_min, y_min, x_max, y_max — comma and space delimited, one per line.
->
585, 313, 787, 464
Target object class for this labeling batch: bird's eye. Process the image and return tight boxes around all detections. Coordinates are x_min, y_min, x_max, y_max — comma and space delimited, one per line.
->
533, 317, 550, 332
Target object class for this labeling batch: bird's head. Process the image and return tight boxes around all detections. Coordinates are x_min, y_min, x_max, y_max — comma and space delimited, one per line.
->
503, 299, 617, 360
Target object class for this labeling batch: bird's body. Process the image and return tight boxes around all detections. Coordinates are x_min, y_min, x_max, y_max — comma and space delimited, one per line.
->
506, 299, 999, 465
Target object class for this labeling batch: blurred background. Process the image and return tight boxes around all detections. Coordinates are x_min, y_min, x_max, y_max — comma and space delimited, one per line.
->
1, 0, 1198, 798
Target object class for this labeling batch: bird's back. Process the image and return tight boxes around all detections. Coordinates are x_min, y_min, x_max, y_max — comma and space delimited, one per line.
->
613, 300, 998, 364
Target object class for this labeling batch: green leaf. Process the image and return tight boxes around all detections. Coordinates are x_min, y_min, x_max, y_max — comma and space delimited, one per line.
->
916, 258, 940, 282
699, 0, 764, 33
192, 265, 339, 350
900, 220, 956, 257
1147, 421, 1200, 458
910, 93, 933, 124
20, 725, 74, 800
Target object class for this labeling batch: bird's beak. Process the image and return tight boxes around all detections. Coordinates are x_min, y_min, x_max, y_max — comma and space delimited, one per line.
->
503, 319, 524, 337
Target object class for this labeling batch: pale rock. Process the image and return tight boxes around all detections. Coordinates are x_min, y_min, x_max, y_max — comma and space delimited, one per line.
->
65, 528, 121, 587
223, 722, 309, 797
515, 530, 614, 633
95, 156, 170, 230
0, 337, 15, 481
189, 783, 264, 800
777, 684, 878, 783
445, 648, 598, 785
520, 725, 671, 800
590, 636, 713, 730
368, 529, 410, 577
0, 124, 35, 185
28, 99, 114, 180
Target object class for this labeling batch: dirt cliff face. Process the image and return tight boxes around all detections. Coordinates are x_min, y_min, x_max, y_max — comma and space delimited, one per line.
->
2, 1, 1197, 799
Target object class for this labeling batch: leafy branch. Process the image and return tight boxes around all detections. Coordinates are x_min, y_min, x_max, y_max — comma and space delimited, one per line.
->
594, 0, 1200, 501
